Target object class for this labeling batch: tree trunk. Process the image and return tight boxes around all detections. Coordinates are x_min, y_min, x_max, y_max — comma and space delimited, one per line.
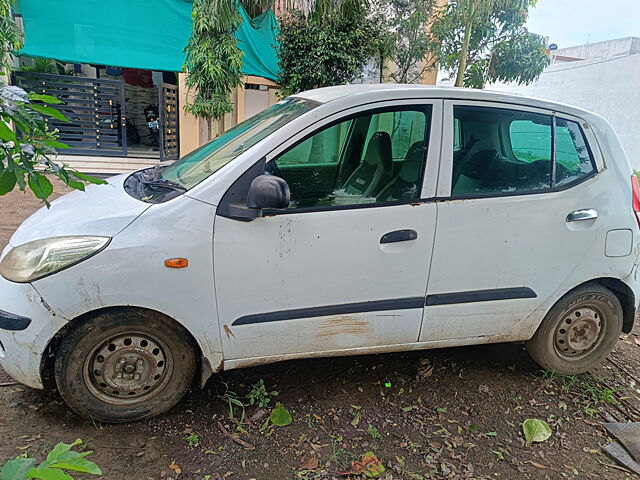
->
455, 16, 474, 87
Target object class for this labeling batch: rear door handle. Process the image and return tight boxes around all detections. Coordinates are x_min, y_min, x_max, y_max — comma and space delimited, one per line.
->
380, 229, 418, 244
566, 208, 598, 222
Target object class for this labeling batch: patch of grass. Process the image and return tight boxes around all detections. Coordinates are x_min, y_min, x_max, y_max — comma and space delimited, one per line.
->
367, 423, 382, 440
186, 434, 199, 447
541, 369, 618, 413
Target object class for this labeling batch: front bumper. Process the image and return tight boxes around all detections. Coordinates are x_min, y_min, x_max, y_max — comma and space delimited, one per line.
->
0, 276, 67, 389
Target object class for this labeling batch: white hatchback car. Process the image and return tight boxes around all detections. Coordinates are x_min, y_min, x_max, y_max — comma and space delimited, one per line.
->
1, 85, 639, 422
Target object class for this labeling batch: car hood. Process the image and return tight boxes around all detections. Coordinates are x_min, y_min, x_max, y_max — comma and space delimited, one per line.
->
9, 173, 152, 247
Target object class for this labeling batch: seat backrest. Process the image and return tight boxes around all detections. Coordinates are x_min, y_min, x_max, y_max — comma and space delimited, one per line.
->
377, 141, 425, 201
342, 132, 393, 197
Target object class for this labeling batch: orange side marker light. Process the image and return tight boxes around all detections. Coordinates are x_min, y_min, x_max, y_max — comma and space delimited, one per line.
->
165, 258, 189, 268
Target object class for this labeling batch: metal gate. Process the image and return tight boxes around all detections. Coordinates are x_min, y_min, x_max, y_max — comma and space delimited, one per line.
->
158, 82, 179, 161
12, 72, 127, 157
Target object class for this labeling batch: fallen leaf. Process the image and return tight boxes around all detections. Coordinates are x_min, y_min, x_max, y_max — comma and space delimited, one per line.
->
168, 463, 182, 475
299, 457, 319, 470
522, 419, 552, 445
525, 460, 547, 469
340, 452, 385, 477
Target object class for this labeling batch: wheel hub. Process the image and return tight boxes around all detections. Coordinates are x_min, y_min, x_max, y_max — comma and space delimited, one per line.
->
87, 334, 167, 400
554, 307, 602, 357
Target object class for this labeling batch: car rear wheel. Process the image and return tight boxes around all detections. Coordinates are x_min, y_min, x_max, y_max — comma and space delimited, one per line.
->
54, 309, 197, 423
526, 284, 622, 375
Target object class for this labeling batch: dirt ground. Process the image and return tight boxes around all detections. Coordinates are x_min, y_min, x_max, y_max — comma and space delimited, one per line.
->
1, 185, 640, 480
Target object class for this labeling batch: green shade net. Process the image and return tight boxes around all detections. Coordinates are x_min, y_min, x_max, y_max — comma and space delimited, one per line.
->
235, 5, 279, 81
17, 0, 280, 80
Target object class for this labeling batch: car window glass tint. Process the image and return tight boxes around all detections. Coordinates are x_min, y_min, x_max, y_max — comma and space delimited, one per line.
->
555, 118, 595, 186
452, 106, 552, 196
268, 107, 431, 209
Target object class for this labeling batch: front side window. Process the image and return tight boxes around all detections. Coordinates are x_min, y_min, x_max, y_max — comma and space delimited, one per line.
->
451, 106, 596, 196
267, 107, 431, 209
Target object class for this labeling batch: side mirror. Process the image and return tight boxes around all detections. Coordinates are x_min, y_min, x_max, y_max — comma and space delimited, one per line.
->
247, 174, 290, 210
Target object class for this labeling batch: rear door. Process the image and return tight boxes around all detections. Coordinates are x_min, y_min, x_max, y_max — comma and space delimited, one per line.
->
421, 100, 606, 343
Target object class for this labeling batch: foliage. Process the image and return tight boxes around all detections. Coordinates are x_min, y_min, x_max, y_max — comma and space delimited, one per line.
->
0, 0, 21, 76
184, 0, 244, 119
277, 0, 382, 96
18, 57, 73, 76
367, 424, 382, 440
269, 403, 293, 426
246, 379, 279, 408
0, 439, 101, 480
218, 378, 280, 422
218, 382, 247, 422
0, 85, 106, 205
521, 418, 552, 445
379, 0, 437, 83
430, 0, 550, 88
186, 434, 200, 447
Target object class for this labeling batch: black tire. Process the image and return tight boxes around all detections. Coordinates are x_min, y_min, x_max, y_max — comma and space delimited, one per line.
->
526, 284, 622, 375
54, 309, 197, 423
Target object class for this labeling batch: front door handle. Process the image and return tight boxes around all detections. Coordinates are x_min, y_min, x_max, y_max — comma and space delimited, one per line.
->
380, 229, 418, 244
566, 208, 598, 222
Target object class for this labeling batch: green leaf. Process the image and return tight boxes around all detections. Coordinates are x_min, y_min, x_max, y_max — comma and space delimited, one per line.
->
28, 93, 64, 105
44, 440, 81, 465
522, 419, 552, 445
66, 179, 85, 191
26, 468, 73, 480
0, 457, 36, 480
26, 104, 69, 123
41, 139, 70, 150
0, 119, 16, 142
270, 404, 293, 427
27, 173, 54, 201
69, 171, 107, 185
0, 170, 17, 196
48, 455, 102, 475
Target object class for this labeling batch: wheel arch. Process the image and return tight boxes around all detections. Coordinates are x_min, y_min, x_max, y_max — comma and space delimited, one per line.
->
40, 306, 206, 390
567, 277, 636, 334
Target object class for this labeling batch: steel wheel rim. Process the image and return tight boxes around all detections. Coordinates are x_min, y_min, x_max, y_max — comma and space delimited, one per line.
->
553, 305, 604, 359
83, 332, 173, 405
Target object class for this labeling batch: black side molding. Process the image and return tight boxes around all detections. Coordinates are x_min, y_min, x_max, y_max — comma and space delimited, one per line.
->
0, 309, 32, 331
426, 287, 537, 306
233, 297, 425, 326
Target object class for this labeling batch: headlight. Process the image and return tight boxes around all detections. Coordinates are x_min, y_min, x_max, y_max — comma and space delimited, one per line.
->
0, 236, 111, 283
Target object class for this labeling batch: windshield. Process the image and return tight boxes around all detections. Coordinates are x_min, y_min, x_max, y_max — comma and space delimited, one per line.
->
160, 98, 317, 190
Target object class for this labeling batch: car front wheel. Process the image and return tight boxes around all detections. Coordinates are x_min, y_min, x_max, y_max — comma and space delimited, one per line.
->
526, 284, 623, 375
54, 309, 197, 423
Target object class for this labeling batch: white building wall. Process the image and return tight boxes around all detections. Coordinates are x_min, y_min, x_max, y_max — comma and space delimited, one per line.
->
489, 54, 640, 169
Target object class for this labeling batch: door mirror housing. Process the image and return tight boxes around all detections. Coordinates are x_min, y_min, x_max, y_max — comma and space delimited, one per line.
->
247, 174, 290, 210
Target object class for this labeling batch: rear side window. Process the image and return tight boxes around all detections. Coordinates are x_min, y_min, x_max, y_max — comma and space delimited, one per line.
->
452, 106, 596, 196
452, 107, 552, 195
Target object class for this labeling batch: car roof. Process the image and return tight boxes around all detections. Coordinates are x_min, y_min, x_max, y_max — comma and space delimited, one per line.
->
292, 84, 597, 119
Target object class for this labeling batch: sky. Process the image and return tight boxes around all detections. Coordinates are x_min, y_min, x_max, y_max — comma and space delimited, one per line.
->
526, 0, 640, 49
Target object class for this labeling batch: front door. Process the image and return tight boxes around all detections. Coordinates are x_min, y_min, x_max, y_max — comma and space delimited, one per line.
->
214, 101, 442, 362
422, 100, 604, 343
